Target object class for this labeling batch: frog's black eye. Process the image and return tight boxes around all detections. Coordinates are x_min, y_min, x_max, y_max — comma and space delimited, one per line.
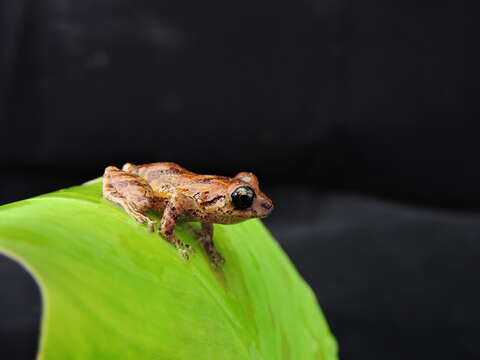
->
231, 186, 255, 210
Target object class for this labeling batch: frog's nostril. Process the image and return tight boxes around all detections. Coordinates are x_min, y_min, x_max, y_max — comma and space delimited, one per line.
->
261, 201, 273, 210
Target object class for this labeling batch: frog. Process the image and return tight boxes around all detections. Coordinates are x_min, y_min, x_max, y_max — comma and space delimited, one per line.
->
102, 162, 274, 267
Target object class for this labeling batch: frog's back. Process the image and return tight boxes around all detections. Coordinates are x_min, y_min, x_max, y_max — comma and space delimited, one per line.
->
122, 162, 190, 188
122, 162, 234, 194
123, 162, 189, 176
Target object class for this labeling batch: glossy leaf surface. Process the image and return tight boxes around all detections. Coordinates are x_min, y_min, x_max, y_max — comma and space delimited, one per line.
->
0, 180, 337, 359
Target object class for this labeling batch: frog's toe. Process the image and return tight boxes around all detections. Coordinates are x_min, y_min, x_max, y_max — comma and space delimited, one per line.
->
211, 253, 225, 268
184, 243, 195, 254
147, 220, 156, 232
178, 248, 190, 260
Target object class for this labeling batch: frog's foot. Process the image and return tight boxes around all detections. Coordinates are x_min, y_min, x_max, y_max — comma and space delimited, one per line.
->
195, 230, 225, 268
209, 250, 225, 268
182, 242, 195, 254
177, 247, 190, 260
141, 217, 156, 232
131, 211, 156, 232
161, 234, 195, 260
174, 242, 195, 260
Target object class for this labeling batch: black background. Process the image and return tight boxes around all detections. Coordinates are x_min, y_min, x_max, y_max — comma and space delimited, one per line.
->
1, 0, 479, 359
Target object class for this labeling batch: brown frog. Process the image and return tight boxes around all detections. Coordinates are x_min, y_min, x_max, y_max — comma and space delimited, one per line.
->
103, 162, 274, 266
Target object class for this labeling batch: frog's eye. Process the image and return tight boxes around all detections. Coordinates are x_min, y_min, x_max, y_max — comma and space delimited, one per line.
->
231, 186, 255, 210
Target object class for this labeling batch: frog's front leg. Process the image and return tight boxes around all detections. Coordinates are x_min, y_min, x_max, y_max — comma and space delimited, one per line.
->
191, 223, 225, 267
159, 195, 196, 260
103, 166, 157, 232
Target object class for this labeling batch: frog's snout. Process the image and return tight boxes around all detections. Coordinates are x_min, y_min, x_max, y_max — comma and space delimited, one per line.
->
258, 199, 274, 218
261, 200, 273, 211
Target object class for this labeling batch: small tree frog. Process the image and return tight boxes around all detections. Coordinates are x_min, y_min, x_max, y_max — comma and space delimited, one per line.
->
103, 162, 274, 267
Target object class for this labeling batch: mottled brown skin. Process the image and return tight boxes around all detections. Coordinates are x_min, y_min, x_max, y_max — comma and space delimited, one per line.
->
102, 162, 274, 266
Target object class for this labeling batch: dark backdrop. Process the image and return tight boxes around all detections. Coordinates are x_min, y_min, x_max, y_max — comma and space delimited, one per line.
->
0, 0, 478, 359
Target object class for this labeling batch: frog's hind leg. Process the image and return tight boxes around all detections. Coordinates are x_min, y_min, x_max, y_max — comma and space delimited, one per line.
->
103, 166, 157, 232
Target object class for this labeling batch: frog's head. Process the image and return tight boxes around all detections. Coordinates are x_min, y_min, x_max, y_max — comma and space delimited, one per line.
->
221, 172, 274, 223
197, 172, 273, 224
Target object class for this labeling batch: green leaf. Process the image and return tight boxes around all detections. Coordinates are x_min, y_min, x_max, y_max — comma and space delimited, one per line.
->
0, 180, 338, 359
